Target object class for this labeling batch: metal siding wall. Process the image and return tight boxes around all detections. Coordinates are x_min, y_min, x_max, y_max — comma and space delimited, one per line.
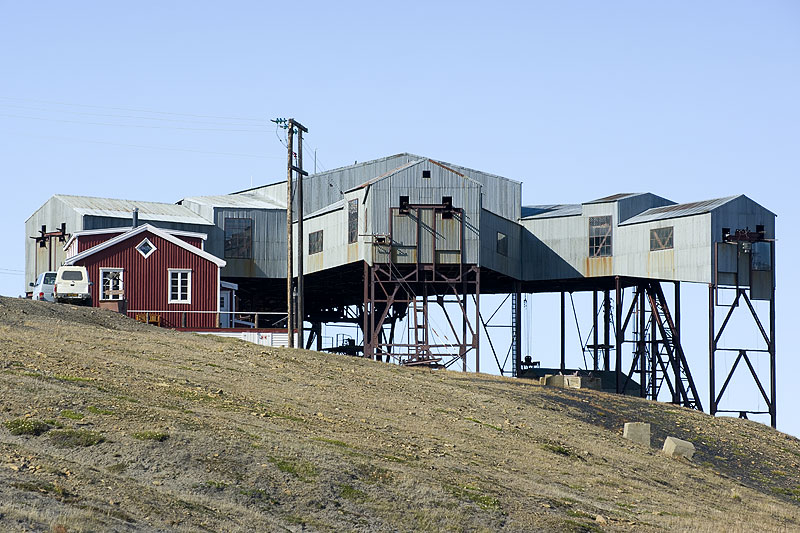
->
83, 216, 210, 235
299, 154, 418, 216
617, 194, 675, 223
75, 231, 218, 328
436, 161, 522, 220
480, 209, 522, 278
213, 208, 286, 279
368, 161, 482, 264
301, 207, 348, 274
616, 215, 712, 283
25, 197, 83, 289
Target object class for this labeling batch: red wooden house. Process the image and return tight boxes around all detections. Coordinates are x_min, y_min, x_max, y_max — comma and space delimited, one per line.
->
64, 224, 226, 328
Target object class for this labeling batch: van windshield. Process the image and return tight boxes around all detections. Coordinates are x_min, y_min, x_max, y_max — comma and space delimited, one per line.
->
43, 273, 57, 284
62, 271, 84, 281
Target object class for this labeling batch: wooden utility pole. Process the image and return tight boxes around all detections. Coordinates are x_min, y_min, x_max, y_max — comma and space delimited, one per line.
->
286, 126, 295, 347
293, 119, 308, 349
285, 118, 309, 349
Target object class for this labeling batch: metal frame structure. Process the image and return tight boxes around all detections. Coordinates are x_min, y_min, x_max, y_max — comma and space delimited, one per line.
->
709, 237, 776, 427
508, 277, 702, 410
362, 203, 479, 370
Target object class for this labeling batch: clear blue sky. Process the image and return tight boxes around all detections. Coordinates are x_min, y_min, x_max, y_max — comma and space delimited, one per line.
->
1, 2, 797, 436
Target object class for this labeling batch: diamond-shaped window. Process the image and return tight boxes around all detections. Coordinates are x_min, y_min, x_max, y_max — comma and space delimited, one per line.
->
136, 237, 157, 259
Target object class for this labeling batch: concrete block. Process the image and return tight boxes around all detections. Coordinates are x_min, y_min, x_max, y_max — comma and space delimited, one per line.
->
542, 374, 602, 390
662, 436, 695, 460
623, 422, 651, 447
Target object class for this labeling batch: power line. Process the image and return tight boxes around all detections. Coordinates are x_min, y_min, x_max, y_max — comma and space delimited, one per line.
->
0, 102, 271, 127
19, 133, 282, 159
0, 95, 268, 122
0, 113, 267, 133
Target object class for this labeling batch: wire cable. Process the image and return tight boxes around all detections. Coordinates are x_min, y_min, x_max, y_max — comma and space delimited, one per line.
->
0, 102, 270, 127
19, 133, 281, 159
0, 95, 268, 122
0, 112, 267, 132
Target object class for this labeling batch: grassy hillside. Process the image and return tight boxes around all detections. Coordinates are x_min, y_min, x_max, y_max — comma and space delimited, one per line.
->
0, 296, 798, 532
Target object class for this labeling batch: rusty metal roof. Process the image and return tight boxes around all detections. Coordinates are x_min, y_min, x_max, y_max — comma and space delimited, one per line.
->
180, 193, 285, 210
620, 195, 742, 225
521, 204, 582, 219
584, 193, 643, 204
54, 195, 212, 225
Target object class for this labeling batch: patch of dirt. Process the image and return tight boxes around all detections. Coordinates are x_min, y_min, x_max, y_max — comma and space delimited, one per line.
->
0, 296, 798, 532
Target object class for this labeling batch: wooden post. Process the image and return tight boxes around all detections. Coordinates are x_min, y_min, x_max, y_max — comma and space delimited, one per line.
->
560, 291, 566, 372
286, 125, 295, 347
295, 122, 305, 350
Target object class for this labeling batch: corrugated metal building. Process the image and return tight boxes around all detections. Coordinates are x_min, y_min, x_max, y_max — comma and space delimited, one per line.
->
519, 193, 775, 285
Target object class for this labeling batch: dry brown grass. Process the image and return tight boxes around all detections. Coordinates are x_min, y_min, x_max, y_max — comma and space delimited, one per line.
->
0, 296, 798, 531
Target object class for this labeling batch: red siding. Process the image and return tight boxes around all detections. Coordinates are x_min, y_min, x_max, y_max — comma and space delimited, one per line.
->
77, 232, 203, 252
177, 235, 203, 248
78, 232, 126, 252
74, 230, 219, 328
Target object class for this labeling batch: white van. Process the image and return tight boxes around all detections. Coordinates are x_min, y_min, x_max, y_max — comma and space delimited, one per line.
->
54, 266, 92, 305
30, 271, 57, 302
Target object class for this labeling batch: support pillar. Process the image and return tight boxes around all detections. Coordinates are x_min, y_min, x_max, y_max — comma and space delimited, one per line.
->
560, 291, 566, 372
603, 289, 611, 371
592, 291, 599, 371
615, 277, 622, 394
638, 286, 646, 398
708, 284, 716, 416
512, 282, 522, 377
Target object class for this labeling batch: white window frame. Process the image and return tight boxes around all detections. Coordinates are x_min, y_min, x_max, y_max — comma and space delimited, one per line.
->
136, 237, 157, 259
168, 269, 192, 304
99, 268, 124, 301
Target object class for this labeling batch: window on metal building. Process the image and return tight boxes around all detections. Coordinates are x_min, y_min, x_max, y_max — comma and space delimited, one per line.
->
650, 226, 674, 251
309, 230, 323, 255
224, 218, 253, 259
497, 232, 508, 256
589, 216, 612, 257
348, 199, 358, 244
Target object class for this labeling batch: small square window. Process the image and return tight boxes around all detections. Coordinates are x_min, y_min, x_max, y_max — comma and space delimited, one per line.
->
309, 230, 323, 255
422, 170, 431, 179
136, 238, 156, 259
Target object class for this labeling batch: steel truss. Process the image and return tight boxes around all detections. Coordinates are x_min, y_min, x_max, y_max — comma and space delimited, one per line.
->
616, 280, 702, 410
363, 262, 479, 369
709, 286, 776, 427
507, 277, 703, 411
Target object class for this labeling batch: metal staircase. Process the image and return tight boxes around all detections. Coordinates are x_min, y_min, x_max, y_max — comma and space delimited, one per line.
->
645, 281, 703, 411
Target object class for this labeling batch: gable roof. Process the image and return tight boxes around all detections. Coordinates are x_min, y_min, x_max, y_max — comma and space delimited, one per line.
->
620, 195, 775, 225
583, 193, 643, 204
64, 224, 225, 267
63, 226, 208, 252
53, 195, 212, 225
344, 158, 483, 193
521, 204, 582, 219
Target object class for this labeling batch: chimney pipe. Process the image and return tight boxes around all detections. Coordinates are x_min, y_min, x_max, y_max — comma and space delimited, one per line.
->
132, 208, 139, 228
